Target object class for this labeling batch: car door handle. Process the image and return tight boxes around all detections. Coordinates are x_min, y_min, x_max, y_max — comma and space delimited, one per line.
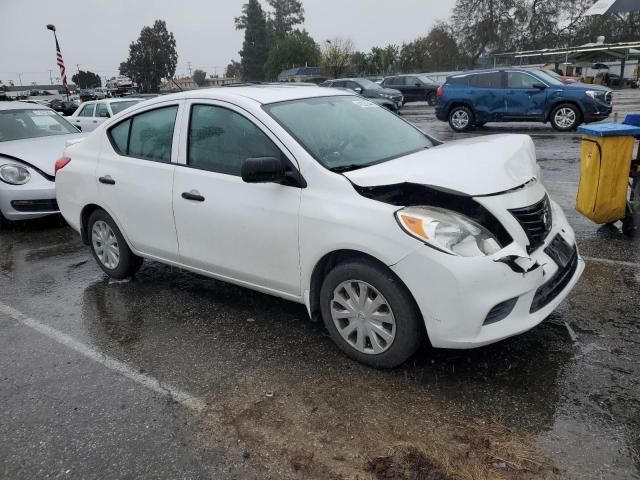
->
181, 191, 205, 202
99, 176, 115, 185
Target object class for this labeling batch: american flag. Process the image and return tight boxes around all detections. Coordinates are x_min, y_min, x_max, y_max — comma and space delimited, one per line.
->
55, 36, 68, 90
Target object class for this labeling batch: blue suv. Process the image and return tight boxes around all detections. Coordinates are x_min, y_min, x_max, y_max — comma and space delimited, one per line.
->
436, 68, 613, 132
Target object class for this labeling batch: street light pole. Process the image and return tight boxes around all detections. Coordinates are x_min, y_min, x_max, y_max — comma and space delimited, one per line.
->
46, 24, 69, 100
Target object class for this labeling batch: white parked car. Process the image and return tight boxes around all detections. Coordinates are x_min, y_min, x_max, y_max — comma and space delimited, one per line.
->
0, 102, 82, 226
56, 86, 584, 367
68, 98, 142, 132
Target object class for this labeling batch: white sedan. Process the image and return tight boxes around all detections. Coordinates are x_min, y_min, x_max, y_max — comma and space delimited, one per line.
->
68, 98, 142, 132
56, 86, 584, 367
0, 102, 83, 226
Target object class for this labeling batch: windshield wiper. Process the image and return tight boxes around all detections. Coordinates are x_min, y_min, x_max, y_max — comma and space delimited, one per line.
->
328, 164, 368, 173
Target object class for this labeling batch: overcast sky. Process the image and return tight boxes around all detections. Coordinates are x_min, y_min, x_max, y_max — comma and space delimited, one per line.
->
0, 0, 456, 86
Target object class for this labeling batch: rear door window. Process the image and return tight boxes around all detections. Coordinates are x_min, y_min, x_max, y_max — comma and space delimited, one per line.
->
108, 105, 178, 162
468, 72, 503, 88
95, 103, 109, 118
79, 104, 95, 117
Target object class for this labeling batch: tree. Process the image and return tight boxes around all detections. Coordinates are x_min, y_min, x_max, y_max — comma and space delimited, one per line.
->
192, 69, 207, 86
71, 70, 102, 89
321, 38, 354, 78
266, 0, 305, 39
350, 51, 369, 75
119, 20, 178, 93
264, 30, 320, 79
225, 60, 243, 78
422, 23, 461, 71
236, 0, 269, 81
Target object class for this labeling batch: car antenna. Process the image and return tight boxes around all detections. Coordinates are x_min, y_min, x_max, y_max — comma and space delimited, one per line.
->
169, 77, 183, 92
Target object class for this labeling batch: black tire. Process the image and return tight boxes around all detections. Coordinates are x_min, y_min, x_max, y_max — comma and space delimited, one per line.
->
319, 259, 424, 368
448, 105, 475, 132
426, 91, 437, 106
550, 103, 582, 131
622, 215, 638, 238
87, 209, 142, 279
0, 211, 7, 229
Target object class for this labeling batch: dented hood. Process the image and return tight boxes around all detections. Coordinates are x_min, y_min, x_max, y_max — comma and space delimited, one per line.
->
344, 134, 538, 197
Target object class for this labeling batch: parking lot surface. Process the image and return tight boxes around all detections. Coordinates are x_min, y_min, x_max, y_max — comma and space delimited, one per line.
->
1, 90, 639, 480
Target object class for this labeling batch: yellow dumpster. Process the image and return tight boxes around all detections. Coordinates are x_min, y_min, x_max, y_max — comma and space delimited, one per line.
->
575, 123, 640, 224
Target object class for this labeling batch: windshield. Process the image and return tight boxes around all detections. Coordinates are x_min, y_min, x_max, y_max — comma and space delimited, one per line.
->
418, 76, 436, 84
110, 100, 140, 115
530, 70, 565, 86
357, 79, 382, 90
0, 109, 78, 142
264, 95, 434, 171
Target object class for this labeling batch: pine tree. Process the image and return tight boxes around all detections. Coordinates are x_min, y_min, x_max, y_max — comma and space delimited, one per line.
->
236, 0, 269, 81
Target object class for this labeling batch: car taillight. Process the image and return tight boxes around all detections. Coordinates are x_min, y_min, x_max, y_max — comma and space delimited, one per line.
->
55, 156, 71, 175
437, 87, 443, 97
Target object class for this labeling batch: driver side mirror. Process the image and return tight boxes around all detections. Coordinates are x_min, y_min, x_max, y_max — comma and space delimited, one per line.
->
354, 87, 363, 94
532, 83, 547, 90
241, 156, 288, 184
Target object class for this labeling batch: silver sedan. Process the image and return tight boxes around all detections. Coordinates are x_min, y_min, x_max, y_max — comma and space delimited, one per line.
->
0, 102, 83, 226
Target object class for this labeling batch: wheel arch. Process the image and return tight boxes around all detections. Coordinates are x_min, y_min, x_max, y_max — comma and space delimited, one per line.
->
545, 99, 584, 122
307, 249, 426, 338
446, 101, 475, 117
80, 203, 135, 253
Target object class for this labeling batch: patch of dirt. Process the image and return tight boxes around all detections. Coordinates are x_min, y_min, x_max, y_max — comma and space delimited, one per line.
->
367, 446, 454, 480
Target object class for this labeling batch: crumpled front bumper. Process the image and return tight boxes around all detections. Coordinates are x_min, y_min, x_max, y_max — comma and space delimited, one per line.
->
390, 181, 584, 349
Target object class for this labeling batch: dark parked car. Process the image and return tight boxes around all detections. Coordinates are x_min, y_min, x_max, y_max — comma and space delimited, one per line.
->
79, 89, 96, 102
436, 68, 613, 132
49, 99, 79, 116
319, 78, 403, 111
381, 74, 440, 105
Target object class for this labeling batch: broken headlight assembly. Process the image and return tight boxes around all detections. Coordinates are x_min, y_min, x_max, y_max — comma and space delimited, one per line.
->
396, 206, 501, 257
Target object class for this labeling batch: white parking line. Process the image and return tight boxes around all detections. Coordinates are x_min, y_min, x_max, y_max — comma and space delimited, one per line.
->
583, 256, 640, 268
0, 302, 206, 413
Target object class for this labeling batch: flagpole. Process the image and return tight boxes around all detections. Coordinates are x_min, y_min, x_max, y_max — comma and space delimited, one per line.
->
46, 24, 69, 100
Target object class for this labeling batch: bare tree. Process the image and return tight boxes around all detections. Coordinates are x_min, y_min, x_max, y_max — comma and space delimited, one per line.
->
321, 38, 354, 78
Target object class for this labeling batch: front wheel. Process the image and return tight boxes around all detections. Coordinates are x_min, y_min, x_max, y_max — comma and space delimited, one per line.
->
319, 259, 424, 368
550, 103, 582, 131
448, 106, 474, 132
88, 209, 143, 279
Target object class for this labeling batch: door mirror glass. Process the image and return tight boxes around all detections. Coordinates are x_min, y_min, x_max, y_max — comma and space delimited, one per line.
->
354, 87, 363, 93
532, 82, 547, 90
241, 156, 287, 183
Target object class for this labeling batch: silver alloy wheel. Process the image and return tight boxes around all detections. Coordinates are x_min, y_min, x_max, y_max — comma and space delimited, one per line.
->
451, 109, 470, 130
330, 280, 396, 355
554, 107, 577, 129
91, 220, 120, 270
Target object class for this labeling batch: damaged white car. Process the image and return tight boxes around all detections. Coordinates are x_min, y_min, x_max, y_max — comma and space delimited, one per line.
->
55, 87, 584, 368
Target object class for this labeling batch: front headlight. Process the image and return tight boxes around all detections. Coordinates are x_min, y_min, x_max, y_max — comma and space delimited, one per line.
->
380, 93, 393, 99
0, 164, 31, 185
396, 206, 501, 257
585, 90, 603, 100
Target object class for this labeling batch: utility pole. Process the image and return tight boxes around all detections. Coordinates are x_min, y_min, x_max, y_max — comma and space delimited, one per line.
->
76, 64, 81, 88
17, 73, 22, 86
187, 61, 192, 77
49, 70, 54, 85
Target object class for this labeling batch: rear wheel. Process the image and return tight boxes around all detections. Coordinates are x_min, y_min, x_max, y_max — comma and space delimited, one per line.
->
550, 103, 582, 131
448, 105, 474, 132
88, 209, 142, 279
319, 259, 424, 368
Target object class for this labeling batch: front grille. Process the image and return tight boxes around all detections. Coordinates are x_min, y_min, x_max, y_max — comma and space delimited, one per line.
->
11, 199, 59, 212
484, 297, 518, 325
509, 195, 552, 253
605, 91, 612, 104
530, 245, 578, 313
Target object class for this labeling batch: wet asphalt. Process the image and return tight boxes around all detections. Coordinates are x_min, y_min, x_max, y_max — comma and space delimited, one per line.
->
1, 90, 639, 480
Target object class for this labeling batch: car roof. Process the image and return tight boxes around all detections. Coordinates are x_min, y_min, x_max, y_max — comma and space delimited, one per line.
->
449, 67, 542, 78
0, 101, 51, 111
134, 85, 352, 106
